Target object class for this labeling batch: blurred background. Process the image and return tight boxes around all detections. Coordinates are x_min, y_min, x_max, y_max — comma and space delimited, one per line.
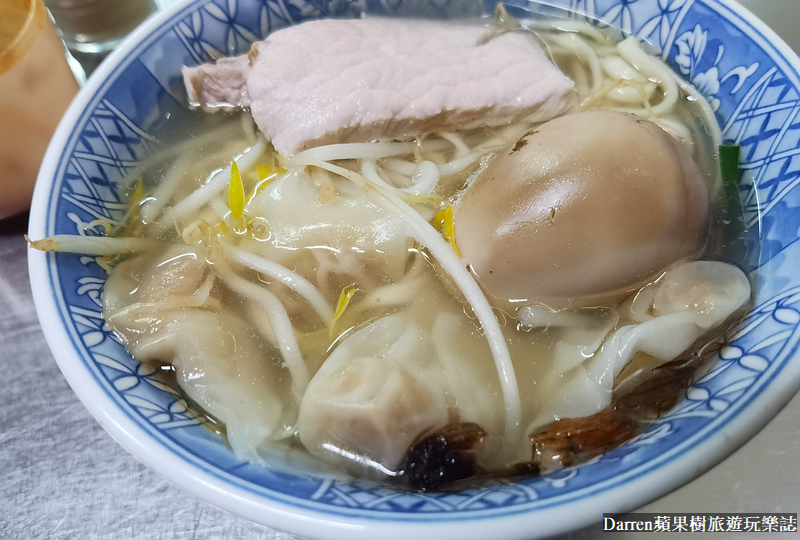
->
0, 0, 159, 219
738, 0, 800, 53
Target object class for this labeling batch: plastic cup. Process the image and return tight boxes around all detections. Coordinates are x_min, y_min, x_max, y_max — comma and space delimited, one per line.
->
0, 0, 79, 219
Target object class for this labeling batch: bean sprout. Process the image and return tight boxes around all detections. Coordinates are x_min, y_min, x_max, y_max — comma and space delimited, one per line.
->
172, 140, 265, 221
211, 256, 309, 402
27, 235, 158, 256
291, 157, 522, 444
406, 161, 441, 196
220, 240, 334, 324
293, 140, 452, 163
140, 154, 191, 223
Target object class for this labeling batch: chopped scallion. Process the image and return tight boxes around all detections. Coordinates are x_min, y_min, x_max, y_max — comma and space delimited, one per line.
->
720, 145, 740, 193
434, 205, 461, 257
229, 161, 245, 220
331, 285, 358, 331
131, 178, 144, 220
257, 164, 287, 180
718, 144, 746, 264
402, 194, 445, 207
247, 164, 287, 203
116, 178, 145, 237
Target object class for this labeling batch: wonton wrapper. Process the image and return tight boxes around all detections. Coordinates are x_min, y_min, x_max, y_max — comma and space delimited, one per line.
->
527, 261, 750, 434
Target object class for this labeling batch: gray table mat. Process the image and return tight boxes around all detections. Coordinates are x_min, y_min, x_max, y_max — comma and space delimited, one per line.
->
1, 214, 798, 540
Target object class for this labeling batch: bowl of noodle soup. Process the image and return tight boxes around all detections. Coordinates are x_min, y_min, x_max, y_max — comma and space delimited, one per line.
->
27, 0, 800, 538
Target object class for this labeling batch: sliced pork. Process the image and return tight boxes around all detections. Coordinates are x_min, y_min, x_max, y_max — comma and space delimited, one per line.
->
183, 18, 575, 155
184, 55, 251, 110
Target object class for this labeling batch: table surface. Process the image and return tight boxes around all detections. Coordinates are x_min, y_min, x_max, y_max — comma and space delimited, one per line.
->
3, 2, 800, 539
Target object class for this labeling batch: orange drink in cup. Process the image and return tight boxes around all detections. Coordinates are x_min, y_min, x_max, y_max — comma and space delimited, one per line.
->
0, 0, 78, 219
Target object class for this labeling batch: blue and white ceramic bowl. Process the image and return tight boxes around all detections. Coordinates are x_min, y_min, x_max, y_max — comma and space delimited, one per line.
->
27, 1, 800, 538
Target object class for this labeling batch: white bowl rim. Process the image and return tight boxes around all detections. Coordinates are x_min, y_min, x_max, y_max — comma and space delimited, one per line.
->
27, 0, 800, 538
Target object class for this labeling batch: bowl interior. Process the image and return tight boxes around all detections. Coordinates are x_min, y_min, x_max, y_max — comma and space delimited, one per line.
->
29, 0, 800, 536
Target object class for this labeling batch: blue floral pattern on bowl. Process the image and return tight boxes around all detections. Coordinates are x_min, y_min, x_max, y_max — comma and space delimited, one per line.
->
38, 0, 800, 524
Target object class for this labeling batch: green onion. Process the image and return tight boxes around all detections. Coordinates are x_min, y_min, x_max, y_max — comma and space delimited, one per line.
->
718, 144, 746, 264
720, 145, 740, 194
